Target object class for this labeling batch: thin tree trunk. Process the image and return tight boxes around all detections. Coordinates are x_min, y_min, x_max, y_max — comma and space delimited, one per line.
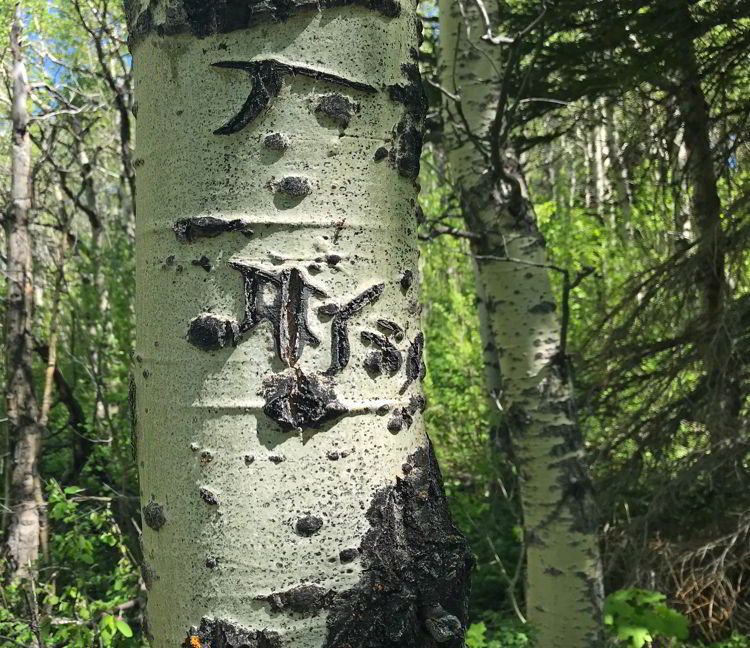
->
125, 2, 471, 646
672, 1, 740, 441
438, 3, 604, 646
5, 2, 44, 579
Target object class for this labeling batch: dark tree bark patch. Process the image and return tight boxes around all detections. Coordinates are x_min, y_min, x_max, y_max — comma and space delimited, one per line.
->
125, 1, 401, 49
315, 93, 360, 128
174, 216, 254, 242
142, 500, 166, 531
262, 369, 347, 431
187, 313, 239, 350
339, 548, 359, 563
323, 442, 472, 648
374, 146, 389, 161
183, 617, 280, 648
263, 132, 289, 150
362, 331, 402, 376
276, 175, 312, 197
387, 64, 427, 181
295, 514, 324, 536
199, 487, 219, 505
401, 332, 425, 392
191, 255, 213, 272
400, 269, 414, 290
259, 584, 332, 614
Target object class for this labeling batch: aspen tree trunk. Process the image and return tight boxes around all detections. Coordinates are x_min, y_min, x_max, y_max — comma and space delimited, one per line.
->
438, 3, 604, 646
5, 2, 44, 579
124, 2, 471, 646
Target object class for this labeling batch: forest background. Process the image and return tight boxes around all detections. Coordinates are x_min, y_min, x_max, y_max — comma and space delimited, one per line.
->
0, 0, 748, 646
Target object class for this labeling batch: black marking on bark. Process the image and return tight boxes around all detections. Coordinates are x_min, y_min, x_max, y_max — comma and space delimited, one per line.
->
143, 500, 166, 531
244, 454, 255, 465
183, 617, 281, 648
415, 204, 425, 224
322, 443, 472, 648
387, 64, 427, 181
387, 414, 404, 433
326, 253, 342, 266
362, 331, 402, 376
401, 332, 425, 392
318, 303, 340, 317
128, 372, 137, 461
276, 175, 312, 197
339, 548, 358, 563
296, 514, 324, 536
174, 216, 254, 242
269, 454, 286, 464
377, 319, 405, 339
528, 300, 557, 314
141, 561, 157, 590
374, 146, 389, 161
200, 450, 213, 465
324, 283, 385, 375
315, 93, 360, 129
211, 59, 376, 136
191, 255, 212, 272
259, 584, 332, 615
126, 1, 400, 48
263, 132, 289, 150
229, 263, 326, 366
206, 556, 219, 569
187, 313, 240, 350
376, 404, 391, 415
400, 269, 414, 290
199, 487, 219, 505
262, 368, 346, 431
408, 394, 426, 414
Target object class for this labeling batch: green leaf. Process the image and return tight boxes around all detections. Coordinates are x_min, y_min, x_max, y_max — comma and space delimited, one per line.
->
616, 625, 652, 648
115, 619, 133, 637
64, 486, 84, 494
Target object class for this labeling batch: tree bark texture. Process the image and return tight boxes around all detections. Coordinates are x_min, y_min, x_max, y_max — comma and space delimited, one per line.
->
671, 3, 740, 441
438, 2, 604, 646
125, 1, 471, 646
4, 2, 44, 581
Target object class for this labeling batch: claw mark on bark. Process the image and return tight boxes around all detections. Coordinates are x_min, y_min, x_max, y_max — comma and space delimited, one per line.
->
212, 60, 377, 135
174, 216, 254, 242
401, 332, 425, 392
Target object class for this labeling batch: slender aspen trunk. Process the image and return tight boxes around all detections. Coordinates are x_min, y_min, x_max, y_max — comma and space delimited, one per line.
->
604, 103, 632, 237
5, 3, 44, 579
438, 3, 604, 646
125, 2, 471, 646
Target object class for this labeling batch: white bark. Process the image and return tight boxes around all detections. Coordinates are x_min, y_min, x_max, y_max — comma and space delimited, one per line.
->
438, 2, 604, 646
126, 2, 470, 647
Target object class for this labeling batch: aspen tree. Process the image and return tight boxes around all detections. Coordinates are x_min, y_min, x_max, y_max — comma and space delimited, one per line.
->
438, 2, 604, 645
124, 1, 471, 646
5, 2, 44, 580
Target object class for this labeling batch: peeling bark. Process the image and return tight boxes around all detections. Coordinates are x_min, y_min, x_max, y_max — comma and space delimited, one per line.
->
126, 2, 470, 645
